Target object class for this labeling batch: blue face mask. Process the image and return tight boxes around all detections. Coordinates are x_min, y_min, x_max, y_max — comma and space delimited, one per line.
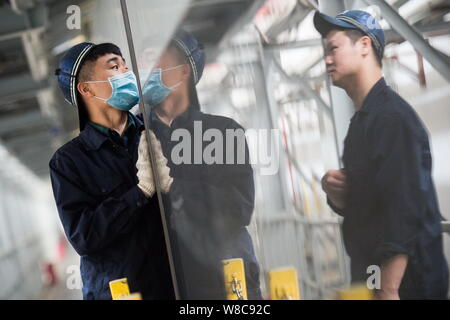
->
142, 65, 183, 106
85, 71, 140, 111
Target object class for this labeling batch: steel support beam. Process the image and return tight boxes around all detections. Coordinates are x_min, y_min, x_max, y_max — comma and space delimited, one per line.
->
318, 0, 355, 161
318, 0, 354, 287
272, 59, 332, 116
385, 21, 450, 44
218, 0, 266, 48
0, 74, 48, 101
249, 58, 291, 215
265, 3, 310, 40
364, 0, 450, 82
265, 38, 323, 50
0, 110, 48, 136
0, 3, 48, 40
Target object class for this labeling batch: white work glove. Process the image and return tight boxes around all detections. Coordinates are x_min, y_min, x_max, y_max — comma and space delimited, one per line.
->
136, 130, 173, 198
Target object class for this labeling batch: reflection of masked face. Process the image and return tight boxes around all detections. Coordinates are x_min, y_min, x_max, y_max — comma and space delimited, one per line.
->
84, 71, 140, 111
142, 65, 183, 106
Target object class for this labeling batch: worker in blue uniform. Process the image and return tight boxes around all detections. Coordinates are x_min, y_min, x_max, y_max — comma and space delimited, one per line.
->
51, 30, 261, 300
315, 10, 448, 299
140, 30, 262, 299
51, 42, 175, 299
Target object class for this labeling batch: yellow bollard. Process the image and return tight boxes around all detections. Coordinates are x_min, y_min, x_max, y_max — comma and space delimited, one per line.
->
336, 283, 374, 300
268, 267, 301, 300
109, 278, 131, 300
223, 258, 247, 300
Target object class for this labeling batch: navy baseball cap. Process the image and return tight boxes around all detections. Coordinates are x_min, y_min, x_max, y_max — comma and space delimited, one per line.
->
313, 10, 385, 60
55, 42, 96, 131
171, 29, 205, 85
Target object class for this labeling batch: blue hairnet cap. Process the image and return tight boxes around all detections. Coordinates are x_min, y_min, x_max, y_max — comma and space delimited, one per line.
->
313, 10, 385, 60
55, 42, 96, 130
172, 30, 205, 84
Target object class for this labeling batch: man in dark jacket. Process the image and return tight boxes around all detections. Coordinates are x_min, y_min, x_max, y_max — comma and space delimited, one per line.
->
140, 30, 262, 299
315, 10, 448, 299
50, 42, 175, 299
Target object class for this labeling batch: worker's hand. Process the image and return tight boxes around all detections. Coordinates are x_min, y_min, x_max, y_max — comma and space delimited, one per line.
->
321, 169, 348, 209
136, 130, 173, 198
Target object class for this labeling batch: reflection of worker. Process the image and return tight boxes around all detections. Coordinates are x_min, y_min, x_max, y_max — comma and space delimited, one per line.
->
141, 30, 262, 299
315, 10, 448, 299
51, 43, 174, 299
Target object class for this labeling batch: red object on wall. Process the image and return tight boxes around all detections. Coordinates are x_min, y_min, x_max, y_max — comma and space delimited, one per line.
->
42, 262, 58, 287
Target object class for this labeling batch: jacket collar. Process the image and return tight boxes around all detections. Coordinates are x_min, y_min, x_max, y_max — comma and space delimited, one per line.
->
150, 105, 202, 130
358, 77, 387, 114
80, 112, 144, 151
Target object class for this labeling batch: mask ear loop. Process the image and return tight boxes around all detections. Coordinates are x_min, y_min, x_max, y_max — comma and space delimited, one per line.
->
168, 81, 182, 90
83, 80, 108, 83
148, 68, 173, 91
161, 64, 184, 72
82, 80, 112, 103
160, 64, 185, 90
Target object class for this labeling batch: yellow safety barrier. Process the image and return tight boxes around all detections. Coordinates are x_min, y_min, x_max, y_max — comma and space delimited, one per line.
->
223, 258, 247, 300
118, 293, 143, 300
336, 283, 374, 300
109, 278, 131, 300
268, 267, 301, 300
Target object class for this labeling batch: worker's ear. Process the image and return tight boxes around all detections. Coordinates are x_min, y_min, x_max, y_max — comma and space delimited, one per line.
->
359, 35, 372, 57
181, 63, 190, 81
77, 82, 93, 98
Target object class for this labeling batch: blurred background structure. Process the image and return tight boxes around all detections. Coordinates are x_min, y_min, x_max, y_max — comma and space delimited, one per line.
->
0, 0, 448, 299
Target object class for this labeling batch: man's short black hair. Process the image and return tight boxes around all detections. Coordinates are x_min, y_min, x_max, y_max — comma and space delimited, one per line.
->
77, 43, 123, 82
329, 28, 383, 68
76, 43, 123, 123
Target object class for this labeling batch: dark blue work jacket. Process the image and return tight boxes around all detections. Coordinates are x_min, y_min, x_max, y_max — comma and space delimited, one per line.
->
149, 107, 261, 300
49, 108, 261, 300
49, 113, 174, 300
330, 77, 448, 299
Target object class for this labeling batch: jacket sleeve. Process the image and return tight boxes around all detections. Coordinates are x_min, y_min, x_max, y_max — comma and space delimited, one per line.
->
327, 197, 345, 216
168, 120, 255, 230
369, 112, 427, 264
49, 153, 149, 256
